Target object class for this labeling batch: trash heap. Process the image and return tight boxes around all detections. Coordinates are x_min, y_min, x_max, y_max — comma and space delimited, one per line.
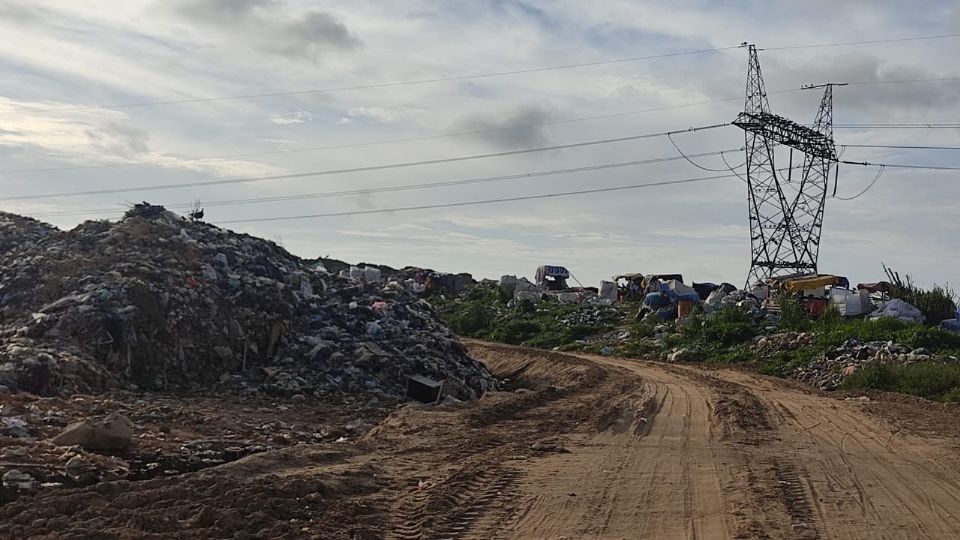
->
0, 205, 493, 400
792, 340, 939, 390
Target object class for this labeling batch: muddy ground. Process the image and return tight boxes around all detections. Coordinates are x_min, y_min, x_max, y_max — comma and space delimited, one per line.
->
5, 342, 960, 539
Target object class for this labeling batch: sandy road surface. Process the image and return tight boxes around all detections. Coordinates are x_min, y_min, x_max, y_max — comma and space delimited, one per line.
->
5, 342, 960, 539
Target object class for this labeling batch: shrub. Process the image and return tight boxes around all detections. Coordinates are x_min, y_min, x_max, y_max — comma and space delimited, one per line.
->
447, 303, 494, 336
778, 296, 812, 331
489, 320, 541, 345
884, 264, 957, 324
695, 306, 758, 347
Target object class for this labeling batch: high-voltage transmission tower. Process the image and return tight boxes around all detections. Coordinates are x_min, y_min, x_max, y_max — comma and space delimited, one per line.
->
733, 44, 845, 285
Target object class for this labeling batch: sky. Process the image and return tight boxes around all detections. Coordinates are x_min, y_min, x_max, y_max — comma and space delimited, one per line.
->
0, 0, 958, 288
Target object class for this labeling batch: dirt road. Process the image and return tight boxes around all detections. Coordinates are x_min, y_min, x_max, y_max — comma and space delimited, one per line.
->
6, 342, 960, 539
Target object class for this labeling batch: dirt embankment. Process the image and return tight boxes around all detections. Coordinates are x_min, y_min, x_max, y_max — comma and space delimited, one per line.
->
6, 343, 960, 539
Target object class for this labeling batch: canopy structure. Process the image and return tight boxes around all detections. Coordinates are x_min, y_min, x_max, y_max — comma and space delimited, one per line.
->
857, 281, 893, 294
535, 265, 570, 290
643, 274, 684, 289
779, 275, 838, 294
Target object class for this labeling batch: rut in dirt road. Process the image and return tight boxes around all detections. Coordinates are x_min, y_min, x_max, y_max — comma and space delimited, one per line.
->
456, 344, 960, 540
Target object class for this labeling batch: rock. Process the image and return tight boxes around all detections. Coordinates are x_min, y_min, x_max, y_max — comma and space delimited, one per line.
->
0, 416, 30, 438
530, 441, 570, 453
52, 413, 133, 450
2, 469, 36, 490
667, 348, 703, 363
213, 346, 234, 361
64, 456, 88, 479
911, 348, 932, 357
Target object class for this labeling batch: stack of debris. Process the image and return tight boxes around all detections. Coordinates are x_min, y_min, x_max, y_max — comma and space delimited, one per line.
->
793, 339, 939, 390
0, 205, 493, 401
752, 332, 815, 355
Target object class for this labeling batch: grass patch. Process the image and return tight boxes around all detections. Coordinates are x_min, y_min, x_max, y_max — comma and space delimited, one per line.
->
842, 361, 960, 402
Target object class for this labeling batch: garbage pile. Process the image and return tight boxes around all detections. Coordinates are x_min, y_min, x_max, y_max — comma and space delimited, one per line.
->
559, 305, 617, 327
0, 205, 493, 400
752, 332, 815, 355
793, 339, 938, 390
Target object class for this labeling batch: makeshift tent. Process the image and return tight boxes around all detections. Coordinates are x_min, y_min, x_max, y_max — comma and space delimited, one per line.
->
643, 274, 683, 289
535, 265, 570, 289
856, 281, 893, 293
780, 275, 838, 294
659, 280, 700, 302
643, 292, 671, 310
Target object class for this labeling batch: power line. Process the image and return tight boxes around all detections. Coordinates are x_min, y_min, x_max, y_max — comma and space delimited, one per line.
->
11, 47, 740, 114
762, 33, 960, 51
9, 32, 960, 115
833, 123, 960, 129
28, 149, 741, 218
842, 144, 960, 150
848, 76, 960, 86
5, 108, 957, 177
840, 159, 960, 171
0, 124, 730, 201
1, 102, 742, 176
667, 132, 743, 173
217, 173, 741, 225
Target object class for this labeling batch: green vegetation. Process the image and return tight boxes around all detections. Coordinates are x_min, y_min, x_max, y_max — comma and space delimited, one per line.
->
434, 285, 618, 348
438, 280, 960, 404
843, 362, 960, 402
884, 264, 958, 324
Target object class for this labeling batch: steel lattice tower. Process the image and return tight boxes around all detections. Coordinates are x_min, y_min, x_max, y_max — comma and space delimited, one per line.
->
734, 45, 842, 286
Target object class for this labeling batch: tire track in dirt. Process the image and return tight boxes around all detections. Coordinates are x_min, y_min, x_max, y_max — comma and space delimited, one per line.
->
699, 367, 960, 539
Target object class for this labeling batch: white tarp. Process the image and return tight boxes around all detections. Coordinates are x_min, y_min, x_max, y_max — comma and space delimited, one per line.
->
704, 290, 727, 313
870, 298, 924, 324
599, 281, 618, 303
829, 289, 872, 317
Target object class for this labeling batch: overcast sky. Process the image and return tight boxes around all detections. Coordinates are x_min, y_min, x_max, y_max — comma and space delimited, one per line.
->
1, 0, 958, 288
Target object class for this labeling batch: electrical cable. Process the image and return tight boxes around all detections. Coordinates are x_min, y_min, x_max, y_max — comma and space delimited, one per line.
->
4, 113, 958, 177
217, 173, 741, 225
840, 160, 960, 171
762, 33, 960, 51
0, 124, 730, 201
27, 148, 740, 218
0, 104, 741, 176
667, 132, 744, 172
833, 123, 960, 129
841, 144, 960, 150
720, 152, 750, 184
833, 165, 885, 200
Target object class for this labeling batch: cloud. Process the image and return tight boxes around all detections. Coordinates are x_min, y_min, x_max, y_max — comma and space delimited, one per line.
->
0, 1, 41, 24
339, 106, 426, 125
450, 104, 555, 149
171, 0, 361, 60
86, 122, 151, 157
269, 109, 314, 125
